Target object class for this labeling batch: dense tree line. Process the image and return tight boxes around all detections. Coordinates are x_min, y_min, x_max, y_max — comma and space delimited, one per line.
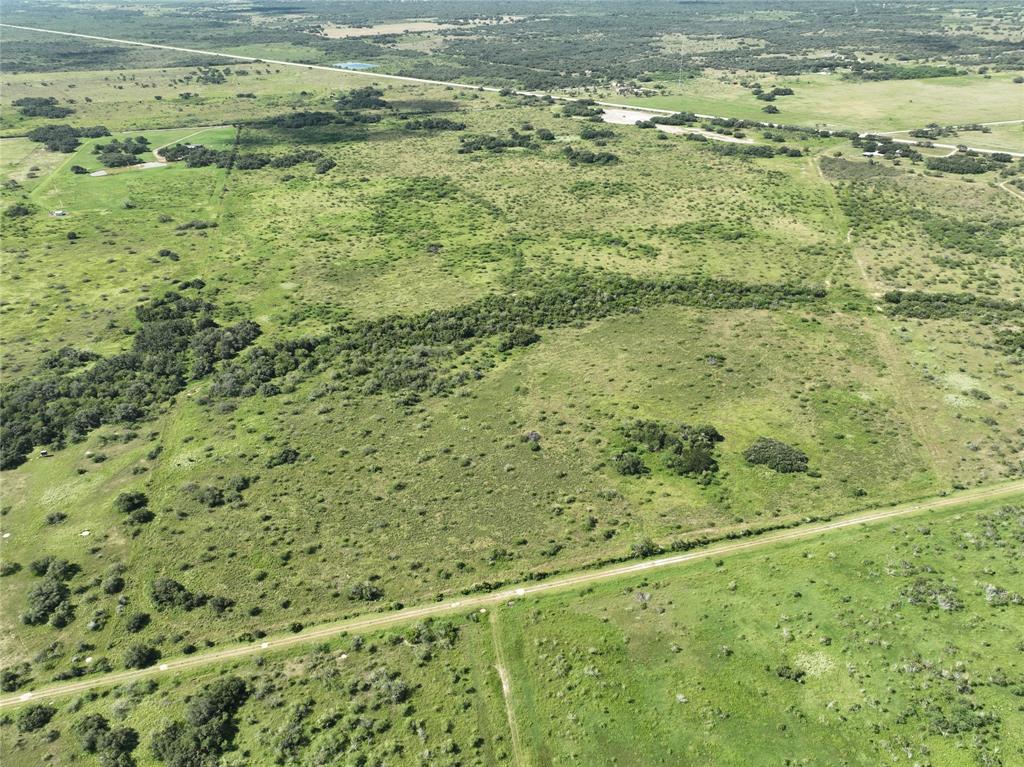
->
852, 134, 923, 162
883, 290, 1024, 321
925, 153, 1001, 174
0, 287, 260, 470
844, 62, 964, 81
403, 117, 466, 131
5, 1, 1021, 84
161, 143, 332, 173
252, 110, 381, 130
211, 272, 824, 401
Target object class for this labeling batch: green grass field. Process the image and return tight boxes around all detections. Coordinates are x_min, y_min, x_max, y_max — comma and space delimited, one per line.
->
614, 71, 1024, 134
2, 12, 1024, 765
4, 494, 1020, 766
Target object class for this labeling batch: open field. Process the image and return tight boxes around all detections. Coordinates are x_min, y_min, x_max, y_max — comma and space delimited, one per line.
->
2, 3, 1024, 765
3, 493, 1021, 766
615, 71, 1024, 133
497, 495, 1024, 767
3, 83, 1021, 700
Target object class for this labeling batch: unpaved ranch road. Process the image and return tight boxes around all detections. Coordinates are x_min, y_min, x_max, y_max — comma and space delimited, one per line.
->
3, 23, 1021, 157
2, 479, 1021, 710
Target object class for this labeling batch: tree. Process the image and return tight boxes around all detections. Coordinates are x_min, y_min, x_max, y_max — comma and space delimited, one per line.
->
151, 677, 249, 767
125, 612, 150, 632
23, 575, 71, 625
114, 491, 148, 514
151, 578, 205, 610
76, 713, 112, 752
4, 203, 34, 219
665, 445, 718, 477
631, 538, 659, 558
124, 644, 160, 669
17, 703, 56, 732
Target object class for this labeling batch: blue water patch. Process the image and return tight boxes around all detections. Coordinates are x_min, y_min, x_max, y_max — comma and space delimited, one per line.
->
334, 61, 376, 70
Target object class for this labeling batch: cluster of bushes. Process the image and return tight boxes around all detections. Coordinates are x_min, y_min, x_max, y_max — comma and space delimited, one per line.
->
74, 714, 139, 766
615, 420, 725, 483
114, 491, 154, 525
579, 125, 615, 140
403, 117, 466, 131
3, 202, 35, 219
742, 437, 809, 473
0, 663, 31, 692
26, 124, 109, 152
193, 66, 227, 84
901, 577, 964, 611
852, 134, 922, 161
13, 96, 74, 118
149, 576, 235, 614
211, 272, 824, 401
562, 99, 604, 117
497, 326, 540, 352
458, 130, 536, 153
563, 145, 618, 165
751, 85, 794, 102
23, 556, 79, 628
914, 210, 1010, 259
994, 329, 1023, 356
335, 86, 389, 110
93, 135, 150, 167
0, 287, 261, 469
151, 677, 249, 767
17, 703, 56, 733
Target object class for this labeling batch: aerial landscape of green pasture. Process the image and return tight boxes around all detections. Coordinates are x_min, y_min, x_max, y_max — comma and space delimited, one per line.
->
0, 1, 1022, 765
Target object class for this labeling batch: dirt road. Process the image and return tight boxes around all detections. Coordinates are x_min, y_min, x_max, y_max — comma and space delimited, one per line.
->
2, 479, 1021, 710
